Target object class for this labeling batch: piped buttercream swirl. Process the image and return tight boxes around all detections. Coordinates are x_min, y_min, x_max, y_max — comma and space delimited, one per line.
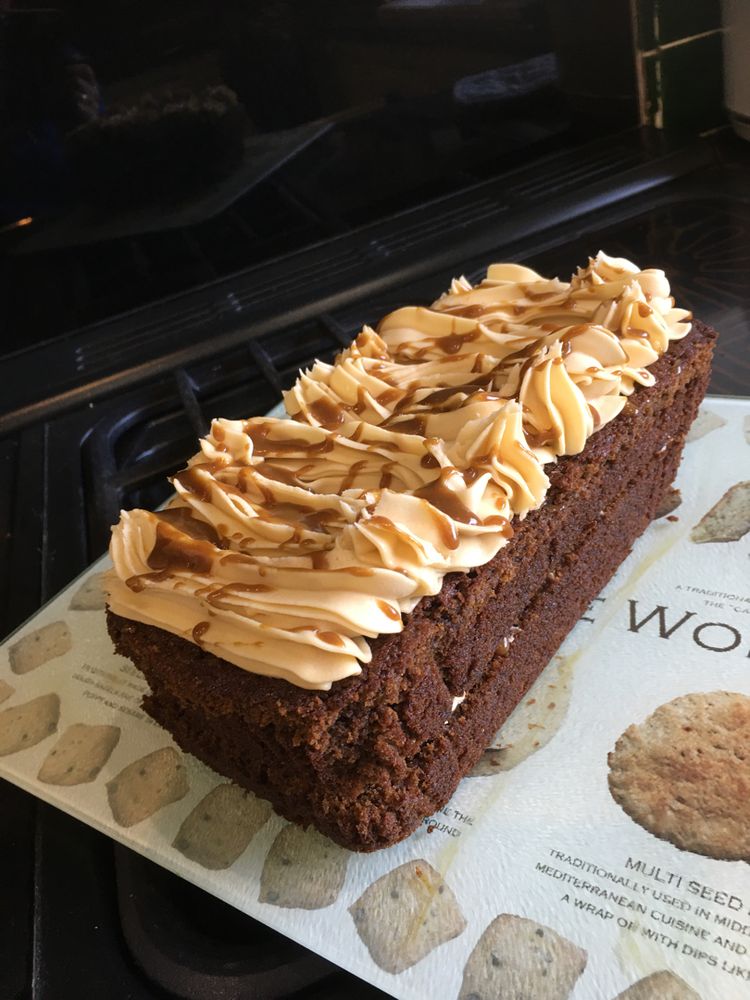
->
107, 252, 691, 689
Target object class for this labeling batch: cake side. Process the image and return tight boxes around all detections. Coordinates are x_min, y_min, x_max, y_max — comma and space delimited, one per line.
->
108, 319, 715, 850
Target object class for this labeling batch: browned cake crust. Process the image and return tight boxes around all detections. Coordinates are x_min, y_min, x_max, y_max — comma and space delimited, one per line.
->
108, 320, 716, 851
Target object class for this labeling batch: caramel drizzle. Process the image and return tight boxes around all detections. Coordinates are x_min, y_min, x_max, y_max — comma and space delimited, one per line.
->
413, 469, 479, 526
125, 569, 170, 593
123, 257, 680, 673
147, 521, 215, 574
243, 422, 334, 456
156, 507, 221, 544
316, 630, 345, 647
157, 293, 605, 574
157, 269, 657, 573
377, 599, 401, 621
308, 396, 347, 427
192, 621, 210, 645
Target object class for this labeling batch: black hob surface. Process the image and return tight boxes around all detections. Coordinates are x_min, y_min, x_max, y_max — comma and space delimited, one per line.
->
1, 0, 580, 354
1, 129, 749, 999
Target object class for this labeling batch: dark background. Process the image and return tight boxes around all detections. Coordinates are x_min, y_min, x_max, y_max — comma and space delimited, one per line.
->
0, 0, 641, 347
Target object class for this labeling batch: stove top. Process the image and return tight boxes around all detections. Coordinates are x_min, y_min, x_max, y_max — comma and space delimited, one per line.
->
1, 0, 577, 353
1, 128, 749, 999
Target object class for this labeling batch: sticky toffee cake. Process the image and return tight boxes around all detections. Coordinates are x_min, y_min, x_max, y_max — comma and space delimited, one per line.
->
106, 254, 715, 851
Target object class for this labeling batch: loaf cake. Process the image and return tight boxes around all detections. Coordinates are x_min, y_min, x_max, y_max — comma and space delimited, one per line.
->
106, 253, 715, 851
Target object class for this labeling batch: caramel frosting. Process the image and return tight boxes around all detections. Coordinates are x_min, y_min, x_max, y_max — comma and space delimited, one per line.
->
107, 252, 691, 689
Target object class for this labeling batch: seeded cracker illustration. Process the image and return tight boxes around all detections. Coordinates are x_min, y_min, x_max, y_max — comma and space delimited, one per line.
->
260, 825, 349, 908
107, 747, 188, 827
0, 693, 60, 755
37, 723, 120, 786
685, 409, 726, 442
459, 913, 587, 1000
654, 487, 681, 519
173, 783, 271, 870
470, 655, 572, 775
690, 481, 750, 543
0, 679, 13, 704
349, 859, 465, 974
608, 691, 750, 861
9, 621, 72, 674
613, 969, 702, 1000
69, 573, 107, 611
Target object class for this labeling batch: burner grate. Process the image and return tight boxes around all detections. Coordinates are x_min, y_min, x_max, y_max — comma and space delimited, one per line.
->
78, 321, 345, 555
